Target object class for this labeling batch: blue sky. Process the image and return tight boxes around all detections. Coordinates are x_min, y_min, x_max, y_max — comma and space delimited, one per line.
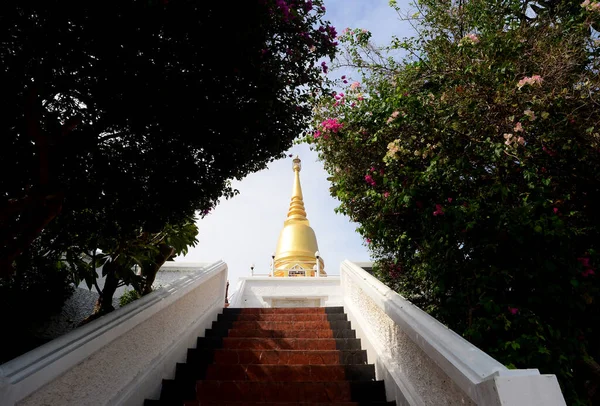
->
183, 0, 415, 289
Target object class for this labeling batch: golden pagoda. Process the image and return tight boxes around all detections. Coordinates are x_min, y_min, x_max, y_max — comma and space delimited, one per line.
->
272, 156, 325, 277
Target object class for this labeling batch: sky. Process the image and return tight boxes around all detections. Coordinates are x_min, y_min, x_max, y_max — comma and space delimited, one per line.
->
182, 0, 415, 290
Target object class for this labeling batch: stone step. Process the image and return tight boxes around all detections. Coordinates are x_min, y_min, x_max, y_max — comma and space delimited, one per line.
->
223, 306, 345, 315
183, 402, 396, 406
206, 328, 356, 339
194, 380, 387, 402
175, 362, 375, 382
196, 337, 363, 350
218, 313, 348, 322
187, 349, 367, 365
212, 320, 352, 330
201, 364, 376, 381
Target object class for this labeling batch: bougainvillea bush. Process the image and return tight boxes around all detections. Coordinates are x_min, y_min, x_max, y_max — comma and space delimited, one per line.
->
306, 0, 600, 403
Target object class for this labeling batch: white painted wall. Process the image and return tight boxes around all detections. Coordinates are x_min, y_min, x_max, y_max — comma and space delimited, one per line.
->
0, 261, 228, 406
230, 276, 342, 308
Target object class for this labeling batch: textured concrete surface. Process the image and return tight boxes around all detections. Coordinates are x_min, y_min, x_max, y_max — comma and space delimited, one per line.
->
17, 267, 225, 406
28, 269, 196, 342
343, 271, 475, 406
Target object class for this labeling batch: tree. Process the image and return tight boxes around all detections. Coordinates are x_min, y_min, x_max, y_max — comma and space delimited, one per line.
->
1, 1, 337, 312
307, 1, 600, 403
1, 0, 337, 275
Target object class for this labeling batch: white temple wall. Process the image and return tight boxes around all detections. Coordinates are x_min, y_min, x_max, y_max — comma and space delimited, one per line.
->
231, 276, 342, 308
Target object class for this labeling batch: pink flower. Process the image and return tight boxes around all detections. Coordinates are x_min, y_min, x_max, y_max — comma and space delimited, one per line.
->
517, 75, 543, 89
582, 269, 596, 277
365, 238, 371, 244
514, 122, 523, 132
524, 109, 536, 121
314, 130, 321, 138
517, 136, 525, 146
384, 191, 390, 198
321, 118, 343, 133
460, 33, 480, 45
577, 257, 591, 267
508, 307, 519, 315
553, 207, 559, 214
365, 174, 376, 186
447, 197, 453, 203
433, 204, 444, 216
350, 81, 361, 90
370, 166, 376, 172
386, 111, 400, 125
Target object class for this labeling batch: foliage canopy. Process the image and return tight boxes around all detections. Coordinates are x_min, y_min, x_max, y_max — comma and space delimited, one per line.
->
307, 1, 600, 403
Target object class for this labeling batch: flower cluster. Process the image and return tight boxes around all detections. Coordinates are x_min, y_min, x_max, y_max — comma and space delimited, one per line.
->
319, 117, 343, 133
517, 75, 543, 89
503, 133, 525, 146
365, 174, 376, 186
386, 111, 400, 124
433, 204, 444, 216
581, 0, 600, 12
459, 33, 480, 46
577, 257, 596, 277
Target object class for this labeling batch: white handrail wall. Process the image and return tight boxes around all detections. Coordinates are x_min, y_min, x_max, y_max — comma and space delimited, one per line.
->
0, 261, 228, 406
340, 260, 566, 406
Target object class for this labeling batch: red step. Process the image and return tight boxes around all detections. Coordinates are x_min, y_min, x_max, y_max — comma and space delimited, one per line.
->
215, 337, 350, 350
220, 313, 340, 321
224, 307, 336, 314
146, 307, 392, 406
195, 381, 353, 402
204, 364, 375, 381
226, 321, 335, 330
209, 349, 366, 365
226, 329, 353, 339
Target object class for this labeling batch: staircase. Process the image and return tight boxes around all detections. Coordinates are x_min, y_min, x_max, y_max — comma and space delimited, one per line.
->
145, 306, 394, 405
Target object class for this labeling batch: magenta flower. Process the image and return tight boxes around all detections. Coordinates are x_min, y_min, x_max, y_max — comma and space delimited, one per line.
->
578, 257, 591, 267
365, 174, 376, 186
553, 207, 559, 214
447, 197, 453, 203
508, 307, 519, 315
314, 130, 321, 139
321, 118, 343, 133
582, 269, 596, 277
321, 61, 328, 74
383, 191, 390, 198
433, 204, 444, 216
366, 238, 371, 244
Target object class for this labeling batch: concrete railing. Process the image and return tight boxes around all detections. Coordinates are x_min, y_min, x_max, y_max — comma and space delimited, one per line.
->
0, 261, 228, 406
340, 260, 566, 406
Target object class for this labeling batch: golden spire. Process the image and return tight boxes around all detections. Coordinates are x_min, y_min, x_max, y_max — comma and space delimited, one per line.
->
285, 157, 309, 226
273, 156, 325, 277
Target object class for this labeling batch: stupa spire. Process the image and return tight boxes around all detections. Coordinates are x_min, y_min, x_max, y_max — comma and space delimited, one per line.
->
285, 156, 309, 225
272, 156, 325, 277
